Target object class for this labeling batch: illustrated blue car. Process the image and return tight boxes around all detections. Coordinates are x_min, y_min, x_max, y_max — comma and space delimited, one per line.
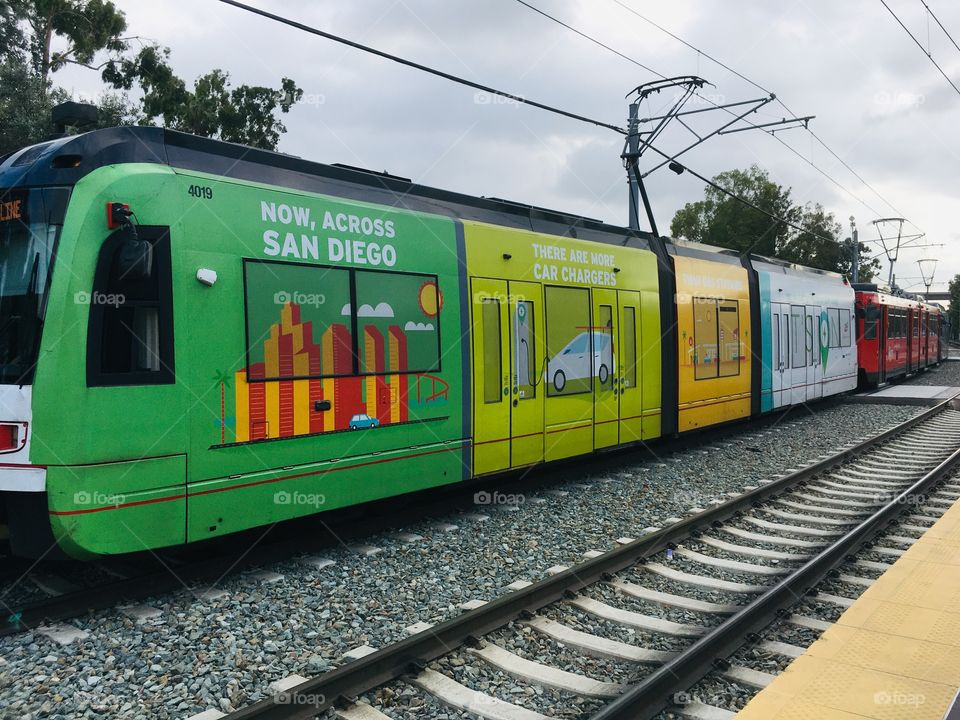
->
349, 413, 381, 430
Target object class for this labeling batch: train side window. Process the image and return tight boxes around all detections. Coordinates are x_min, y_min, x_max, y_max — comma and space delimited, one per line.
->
828, 308, 841, 348
87, 227, 175, 386
622, 306, 637, 388
514, 300, 536, 400
481, 299, 502, 404
243, 261, 352, 380
596, 305, 614, 389
840, 309, 851, 346
693, 297, 719, 380
717, 301, 740, 377
545, 286, 591, 396
355, 270, 441, 375
790, 306, 805, 368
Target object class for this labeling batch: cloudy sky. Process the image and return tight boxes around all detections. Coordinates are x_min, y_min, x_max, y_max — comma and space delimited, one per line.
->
56, 0, 959, 293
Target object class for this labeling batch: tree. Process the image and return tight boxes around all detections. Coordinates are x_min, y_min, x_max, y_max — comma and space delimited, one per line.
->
778, 204, 880, 280
103, 47, 302, 149
0, 0, 301, 152
949, 274, 960, 342
669, 165, 797, 257
0, 55, 55, 154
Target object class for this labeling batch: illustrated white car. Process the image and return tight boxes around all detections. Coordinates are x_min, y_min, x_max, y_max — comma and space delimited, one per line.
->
548, 331, 612, 392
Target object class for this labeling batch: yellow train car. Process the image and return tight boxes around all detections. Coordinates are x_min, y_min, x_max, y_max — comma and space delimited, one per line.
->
669, 245, 752, 432
462, 221, 661, 476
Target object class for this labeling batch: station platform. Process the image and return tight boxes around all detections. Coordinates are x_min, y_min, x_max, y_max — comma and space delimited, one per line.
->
735, 493, 960, 719
848, 385, 960, 406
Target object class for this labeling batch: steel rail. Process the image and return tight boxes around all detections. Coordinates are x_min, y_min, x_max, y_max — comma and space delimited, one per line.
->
592, 395, 960, 720
223, 395, 960, 720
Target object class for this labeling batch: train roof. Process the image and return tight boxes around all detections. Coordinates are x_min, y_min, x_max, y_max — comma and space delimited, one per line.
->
0, 126, 660, 252
853, 283, 942, 311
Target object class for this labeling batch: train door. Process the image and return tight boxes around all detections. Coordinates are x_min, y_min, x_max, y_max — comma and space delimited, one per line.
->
878, 306, 887, 383
617, 291, 643, 444
789, 305, 807, 404
593, 288, 619, 449
771, 302, 788, 407
471, 278, 545, 474
908, 310, 916, 373
808, 305, 823, 400
472, 278, 511, 475
508, 281, 545, 468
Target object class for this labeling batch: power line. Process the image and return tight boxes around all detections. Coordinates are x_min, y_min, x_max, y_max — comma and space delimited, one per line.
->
513, 0, 893, 222
879, 0, 960, 98
216, 0, 626, 134
611, 0, 920, 229
218, 0, 828, 244
513, 0, 664, 79
920, 0, 960, 55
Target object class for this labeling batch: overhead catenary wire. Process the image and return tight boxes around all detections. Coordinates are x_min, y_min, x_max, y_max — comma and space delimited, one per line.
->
919, 0, 960, 55
610, 0, 920, 230
216, 0, 833, 244
879, 0, 960, 99
216, 0, 626, 134
512, 0, 901, 226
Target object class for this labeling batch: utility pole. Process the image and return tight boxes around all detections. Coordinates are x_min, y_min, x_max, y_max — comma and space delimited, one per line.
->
849, 216, 859, 283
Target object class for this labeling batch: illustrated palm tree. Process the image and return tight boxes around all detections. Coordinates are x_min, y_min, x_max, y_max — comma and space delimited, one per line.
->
212, 369, 233, 444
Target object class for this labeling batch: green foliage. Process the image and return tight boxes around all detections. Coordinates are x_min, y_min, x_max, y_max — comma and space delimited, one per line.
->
0, 54, 54, 154
778, 204, 880, 280
949, 274, 960, 341
103, 47, 302, 149
669, 165, 796, 257
0, 0, 301, 152
25, 0, 127, 81
670, 165, 880, 280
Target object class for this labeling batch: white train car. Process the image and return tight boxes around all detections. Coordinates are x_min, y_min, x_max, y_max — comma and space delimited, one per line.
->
753, 258, 857, 411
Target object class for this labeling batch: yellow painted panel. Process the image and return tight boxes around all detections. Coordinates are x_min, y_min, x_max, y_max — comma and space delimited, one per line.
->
673, 255, 751, 432
544, 422, 593, 462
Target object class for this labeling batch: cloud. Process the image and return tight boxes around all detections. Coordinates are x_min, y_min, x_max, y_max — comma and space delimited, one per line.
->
358, 302, 394, 317
341, 303, 351, 316
405, 321, 435, 331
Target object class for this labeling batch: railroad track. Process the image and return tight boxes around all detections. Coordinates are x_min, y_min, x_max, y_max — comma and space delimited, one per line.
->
215, 394, 960, 720
0, 398, 844, 640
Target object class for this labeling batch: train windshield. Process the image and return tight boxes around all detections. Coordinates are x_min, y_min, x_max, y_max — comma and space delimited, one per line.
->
0, 187, 68, 384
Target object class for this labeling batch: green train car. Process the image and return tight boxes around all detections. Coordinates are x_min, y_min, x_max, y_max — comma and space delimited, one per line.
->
0, 128, 672, 558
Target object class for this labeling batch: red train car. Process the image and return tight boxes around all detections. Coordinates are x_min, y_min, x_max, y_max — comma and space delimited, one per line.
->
854, 284, 944, 388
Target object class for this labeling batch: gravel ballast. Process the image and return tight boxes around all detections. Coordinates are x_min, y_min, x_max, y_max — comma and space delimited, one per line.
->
0, 402, 922, 718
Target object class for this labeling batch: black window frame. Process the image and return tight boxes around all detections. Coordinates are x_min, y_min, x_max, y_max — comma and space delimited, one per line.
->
241, 258, 442, 383
86, 226, 176, 387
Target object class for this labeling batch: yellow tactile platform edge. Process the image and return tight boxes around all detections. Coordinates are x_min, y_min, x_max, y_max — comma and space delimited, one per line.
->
735, 489, 960, 720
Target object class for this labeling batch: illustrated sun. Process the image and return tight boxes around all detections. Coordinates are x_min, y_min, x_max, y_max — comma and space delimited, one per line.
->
418, 281, 442, 317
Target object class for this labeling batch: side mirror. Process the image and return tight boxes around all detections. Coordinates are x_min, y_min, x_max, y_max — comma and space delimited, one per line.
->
115, 236, 153, 281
